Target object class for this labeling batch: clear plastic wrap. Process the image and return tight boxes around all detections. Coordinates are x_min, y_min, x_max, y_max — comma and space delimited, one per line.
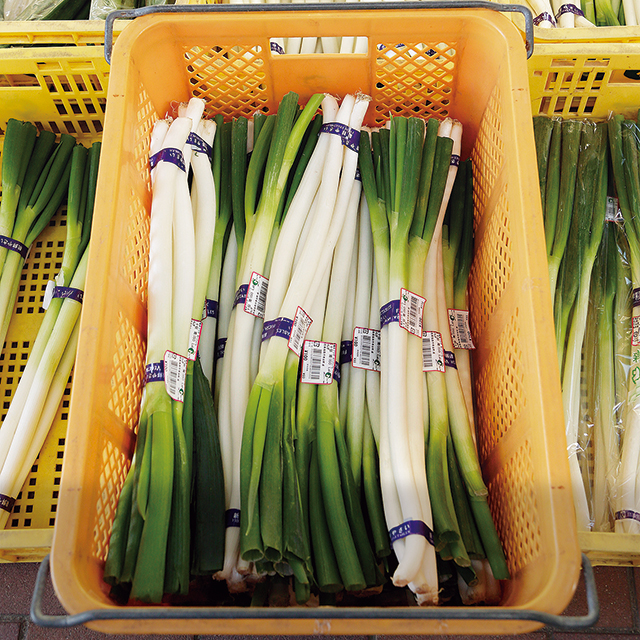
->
88, 0, 172, 21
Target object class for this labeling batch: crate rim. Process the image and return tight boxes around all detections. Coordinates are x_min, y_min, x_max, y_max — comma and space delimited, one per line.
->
31, 554, 599, 630
103, 0, 535, 63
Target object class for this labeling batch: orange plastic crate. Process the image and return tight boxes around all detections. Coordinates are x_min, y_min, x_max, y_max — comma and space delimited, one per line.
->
50, 7, 581, 634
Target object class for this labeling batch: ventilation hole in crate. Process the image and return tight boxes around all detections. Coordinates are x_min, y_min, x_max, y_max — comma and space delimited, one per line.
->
0, 73, 40, 88
475, 310, 524, 461
49, 518, 56, 526
72, 75, 87, 92
569, 96, 582, 114
108, 312, 145, 429
64, 121, 77, 135
89, 74, 103, 92
487, 441, 541, 576
584, 97, 597, 114
554, 96, 567, 114
27, 491, 35, 499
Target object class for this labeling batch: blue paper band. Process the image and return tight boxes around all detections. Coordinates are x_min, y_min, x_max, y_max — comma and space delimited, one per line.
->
215, 337, 227, 361
205, 298, 218, 319
444, 350, 457, 369
615, 510, 640, 523
233, 284, 248, 309
145, 361, 164, 384
225, 508, 241, 528
340, 340, 353, 365
262, 317, 294, 342
556, 3, 585, 17
633, 289, 640, 308
534, 10, 556, 24
0, 494, 15, 514
187, 131, 213, 159
355, 167, 362, 182
149, 147, 186, 172
320, 122, 360, 153
389, 520, 435, 546
450, 154, 460, 167
52, 286, 84, 304
270, 41, 285, 55
380, 300, 401, 328
333, 360, 341, 385
0, 236, 28, 260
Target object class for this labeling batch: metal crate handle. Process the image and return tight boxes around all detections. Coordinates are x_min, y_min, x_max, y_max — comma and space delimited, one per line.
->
31, 552, 598, 630
103, 0, 535, 64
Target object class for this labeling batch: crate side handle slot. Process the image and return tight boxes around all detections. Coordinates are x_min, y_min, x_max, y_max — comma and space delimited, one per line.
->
31, 553, 598, 630
103, 1, 534, 65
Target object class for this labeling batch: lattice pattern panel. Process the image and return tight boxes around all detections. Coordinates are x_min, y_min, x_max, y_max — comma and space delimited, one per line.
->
185, 45, 268, 119
108, 311, 145, 430
468, 182, 513, 340
134, 86, 154, 194
471, 84, 503, 216
93, 438, 131, 562
475, 310, 525, 463
35, 60, 107, 139
372, 41, 456, 125
487, 441, 541, 576
533, 57, 610, 118
123, 188, 149, 307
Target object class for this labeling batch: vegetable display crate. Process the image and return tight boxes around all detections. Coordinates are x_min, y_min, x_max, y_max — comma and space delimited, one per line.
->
45, 4, 585, 635
0, 44, 109, 561
529, 42, 640, 568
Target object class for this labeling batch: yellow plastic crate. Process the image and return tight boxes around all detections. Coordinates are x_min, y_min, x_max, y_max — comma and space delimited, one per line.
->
0, 44, 110, 561
0, 20, 126, 47
528, 43, 640, 567
49, 6, 581, 635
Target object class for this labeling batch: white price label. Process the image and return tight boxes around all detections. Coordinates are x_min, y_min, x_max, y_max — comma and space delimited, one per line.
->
422, 331, 445, 373
301, 341, 337, 384
448, 309, 475, 350
244, 271, 269, 318
164, 350, 188, 402
352, 327, 381, 371
399, 288, 425, 337
633, 316, 640, 347
187, 318, 202, 360
288, 306, 312, 356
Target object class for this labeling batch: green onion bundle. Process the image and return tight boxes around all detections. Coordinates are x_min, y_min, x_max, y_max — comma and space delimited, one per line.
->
0, 134, 100, 531
102, 94, 511, 606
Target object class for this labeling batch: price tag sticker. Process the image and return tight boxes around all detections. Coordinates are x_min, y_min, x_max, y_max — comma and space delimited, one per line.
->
422, 331, 445, 373
288, 306, 313, 356
244, 271, 269, 318
164, 350, 188, 402
187, 318, 202, 360
399, 288, 425, 337
448, 309, 475, 349
633, 317, 640, 347
352, 327, 381, 371
300, 341, 337, 384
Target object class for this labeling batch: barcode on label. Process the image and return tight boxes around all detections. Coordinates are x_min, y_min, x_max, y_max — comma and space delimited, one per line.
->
422, 331, 445, 372
244, 271, 269, 318
633, 316, 640, 347
288, 306, 313, 356
399, 288, 425, 336
300, 341, 336, 384
164, 350, 188, 401
187, 318, 202, 360
448, 309, 475, 349
352, 327, 381, 371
